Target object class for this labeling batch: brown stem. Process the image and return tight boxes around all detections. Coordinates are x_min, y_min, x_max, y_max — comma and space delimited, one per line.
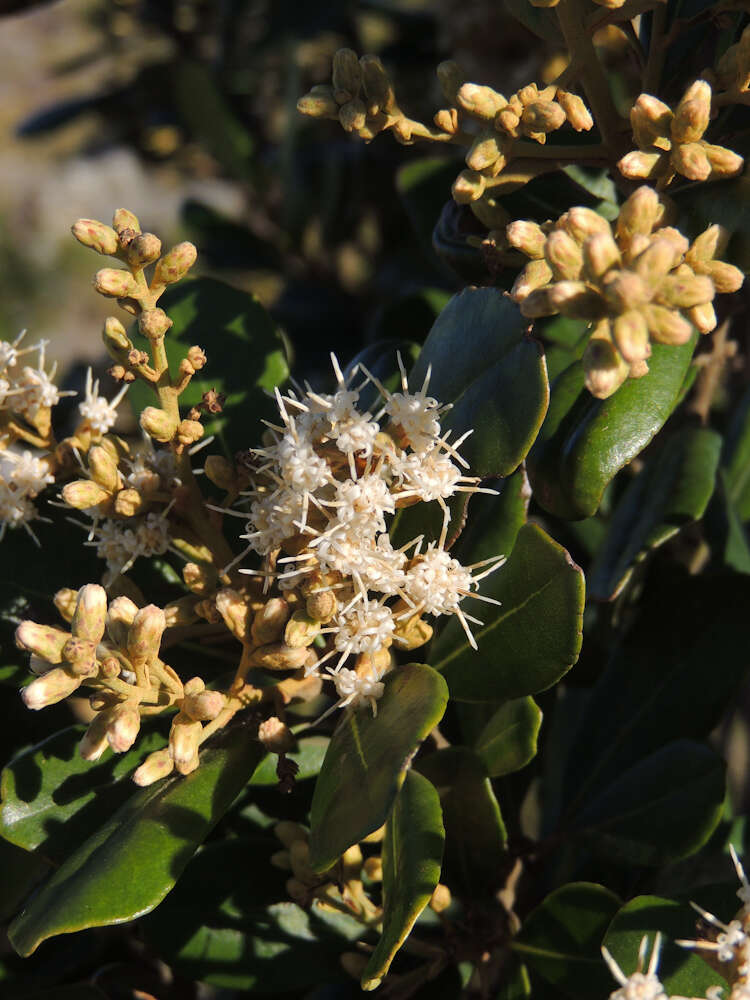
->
642, 1, 667, 94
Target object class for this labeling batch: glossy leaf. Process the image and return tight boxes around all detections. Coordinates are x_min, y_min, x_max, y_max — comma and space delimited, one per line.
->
8, 726, 264, 956
475, 697, 542, 778
0, 726, 166, 863
416, 747, 507, 896
453, 466, 530, 567
410, 287, 549, 477
573, 740, 725, 865
431, 523, 584, 702
0, 838, 52, 922
309, 664, 448, 873
361, 770, 445, 990
588, 427, 721, 600
602, 895, 729, 998
128, 277, 289, 455
527, 336, 698, 519
513, 883, 621, 999
249, 736, 329, 786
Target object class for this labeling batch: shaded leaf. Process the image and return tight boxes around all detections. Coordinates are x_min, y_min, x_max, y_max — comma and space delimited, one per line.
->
723, 381, 750, 519
309, 664, 448, 873
475, 697, 542, 777
361, 770, 445, 990
0, 838, 52, 922
503, 0, 563, 43
396, 158, 459, 262
343, 339, 421, 413
431, 523, 584, 702
453, 466, 530, 568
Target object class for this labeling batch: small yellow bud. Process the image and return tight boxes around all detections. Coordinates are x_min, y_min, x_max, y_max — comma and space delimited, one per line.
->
394, 614, 433, 650
251, 643, 310, 671
54, 588, 79, 624
703, 143, 744, 178
16, 621, 69, 663
305, 589, 337, 623
670, 142, 711, 181
698, 260, 744, 294
656, 273, 715, 309
72, 584, 107, 644
138, 308, 172, 340
545, 230, 583, 280
93, 268, 138, 299
630, 94, 673, 149
430, 884, 452, 913
133, 747, 174, 786
252, 598, 291, 645
112, 208, 141, 237
602, 271, 649, 311
360, 54, 395, 115
183, 688, 225, 721
22, 667, 81, 710
583, 232, 620, 280
618, 150, 664, 180
687, 224, 722, 263
79, 711, 111, 761
671, 81, 711, 143
556, 91, 593, 131
114, 488, 146, 518
215, 588, 249, 641
140, 406, 176, 443
436, 61, 465, 104
106, 595, 139, 646
183, 561, 216, 596
107, 703, 141, 753
339, 99, 367, 133
164, 595, 199, 628
153, 242, 197, 286
102, 316, 132, 361
169, 711, 203, 770
186, 346, 207, 370
613, 310, 651, 363
510, 258, 553, 302
560, 207, 612, 244
434, 108, 459, 134
506, 220, 547, 259
583, 321, 630, 399
521, 100, 566, 135
88, 446, 120, 493
127, 604, 166, 666
297, 86, 339, 119
632, 238, 682, 283
457, 83, 507, 121
452, 169, 486, 204
332, 48, 362, 102
642, 304, 694, 345
466, 134, 505, 172
71, 219, 119, 256
616, 187, 661, 246
363, 857, 383, 881
127, 232, 162, 267
62, 479, 111, 510
258, 716, 296, 753
688, 301, 718, 334
177, 419, 204, 446
284, 610, 321, 649
495, 107, 521, 137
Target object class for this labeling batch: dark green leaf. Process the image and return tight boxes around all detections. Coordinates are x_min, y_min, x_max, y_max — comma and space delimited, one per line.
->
453, 466, 530, 568
249, 736, 329, 786
8, 726, 264, 955
723, 382, 750, 519
416, 747, 506, 896
475, 697, 542, 777
410, 287, 549, 477
513, 883, 621, 999
706, 471, 750, 573
396, 158, 459, 260
673, 173, 750, 274
361, 770, 445, 990
0, 838, 52, 922
343, 340, 421, 413
309, 664, 448, 873
432, 201, 489, 284
528, 336, 698, 519
602, 895, 729, 998
431, 523, 584, 702
573, 740, 725, 865
128, 277, 289, 455
588, 427, 721, 600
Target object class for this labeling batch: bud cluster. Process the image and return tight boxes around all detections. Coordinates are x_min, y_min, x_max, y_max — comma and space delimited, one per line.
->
507, 186, 744, 398
619, 81, 743, 186
714, 24, 750, 96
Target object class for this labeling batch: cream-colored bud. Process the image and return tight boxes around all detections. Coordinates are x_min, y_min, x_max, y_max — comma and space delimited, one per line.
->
672, 81, 711, 143
258, 716, 296, 753
22, 667, 81, 710
656, 273, 715, 309
703, 143, 744, 178
583, 322, 630, 399
297, 85, 339, 119
363, 856, 383, 882
177, 419, 204, 446
339, 99, 367, 133
687, 224, 722, 264
79, 711, 111, 761
466, 134, 505, 172
72, 219, 119, 256
519, 286, 559, 318
642, 304, 694, 345
506, 220, 547, 259
72, 584, 107, 644
127, 233, 162, 267
169, 711, 203, 768
252, 598, 291, 645
93, 268, 138, 299
560, 207, 612, 244
510, 258, 553, 301
699, 260, 744, 294
164, 596, 199, 628
114, 488, 146, 518
133, 747, 174, 786
305, 589, 337, 623
62, 479, 110, 510
88, 446, 120, 494
183, 561, 216, 596
521, 100, 566, 134
360, 54, 395, 115
284, 610, 321, 649
107, 595, 139, 646
16, 621, 69, 663
127, 605, 166, 665
618, 150, 664, 180
545, 230, 583, 280
153, 242, 197, 286
670, 142, 711, 181
54, 588, 79, 624
275, 821, 308, 848
630, 94, 673, 148
457, 83, 507, 120
688, 301, 717, 334
452, 169, 486, 204
332, 48, 361, 101
436, 60, 465, 103
102, 316, 132, 359
495, 107, 521, 137
518, 83, 539, 106
251, 643, 310, 671
183, 688, 225, 721
107, 704, 141, 753
434, 108, 459, 134
549, 281, 602, 318
430, 883, 452, 913
617, 186, 661, 246
215, 588, 249, 641
613, 310, 651, 363
62, 637, 98, 677
204, 455, 235, 490
138, 308, 172, 339
112, 208, 141, 237
582, 232, 620, 280
602, 270, 650, 312
140, 406, 176, 443
394, 615, 433, 650
556, 91, 593, 131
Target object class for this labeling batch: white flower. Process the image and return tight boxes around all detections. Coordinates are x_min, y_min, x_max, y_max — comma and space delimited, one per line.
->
677, 849, 750, 972
15, 365, 62, 420
78, 368, 129, 434
0, 483, 37, 539
393, 449, 466, 503
1, 449, 53, 496
602, 934, 668, 1000
332, 667, 385, 714
331, 475, 394, 535
405, 545, 474, 615
332, 599, 395, 662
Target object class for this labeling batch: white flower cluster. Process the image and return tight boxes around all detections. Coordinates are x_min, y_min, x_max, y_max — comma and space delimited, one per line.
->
235, 354, 504, 712
88, 511, 172, 586
0, 331, 67, 423
0, 449, 54, 542
78, 367, 129, 436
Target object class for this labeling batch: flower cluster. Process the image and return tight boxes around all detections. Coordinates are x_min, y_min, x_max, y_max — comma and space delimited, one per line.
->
231, 354, 504, 713
507, 186, 744, 398
619, 82, 743, 187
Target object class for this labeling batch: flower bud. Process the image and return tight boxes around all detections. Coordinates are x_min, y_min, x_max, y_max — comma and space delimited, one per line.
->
670, 142, 711, 181
72, 219, 119, 256
616, 186, 661, 247
613, 310, 651, 363
163, 596, 198, 628
521, 100, 566, 135
107, 703, 141, 753
672, 81, 711, 143
112, 208, 141, 237
252, 598, 291, 645
152, 242, 197, 286
62, 636, 98, 676
699, 260, 744, 294
642, 304, 694, 345
363, 856, 383, 881
270, 850, 292, 870
582, 232, 620, 281
583, 322, 630, 399
632, 238, 681, 283
183, 688, 225, 721
656, 273, 714, 309
297, 85, 339, 119
215, 588, 249, 641
434, 108, 459, 134
436, 60, 465, 103
169, 711, 203, 770
545, 230, 583, 280
630, 94, 673, 148
22, 666, 81, 710
102, 316, 132, 360
556, 91, 593, 131
549, 281, 602, 318
603, 271, 649, 311
258, 716, 296, 753
560, 207, 612, 244
183, 561, 216, 596
688, 302, 717, 334
305, 588, 337, 623
430, 884, 452, 913
457, 83, 507, 120
140, 406, 176, 443
133, 747, 174, 786
93, 268, 138, 299
510, 258, 553, 301
72, 584, 107, 644
79, 711, 112, 761
332, 48, 362, 102
61, 479, 110, 510
138, 308, 172, 340
360, 54, 395, 114
452, 169, 486, 204
54, 588, 79, 624
127, 604, 166, 666
618, 150, 664, 180
127, 233, 162, 267
186, 346, 207, 370
284, 611, 321, 649
114, 488, 146, 518
495, 107, 521, 137
16, 621, 69, 663
251, 642, 310, 671
88, 446, 120, 494
286, 878, 310, 906
466, 134, 505, 172
107, 595, 139, 646
506, 220, 547, 259
687, 224, 722, 264
703, 143, 744, 178
339, 99, 367, 132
